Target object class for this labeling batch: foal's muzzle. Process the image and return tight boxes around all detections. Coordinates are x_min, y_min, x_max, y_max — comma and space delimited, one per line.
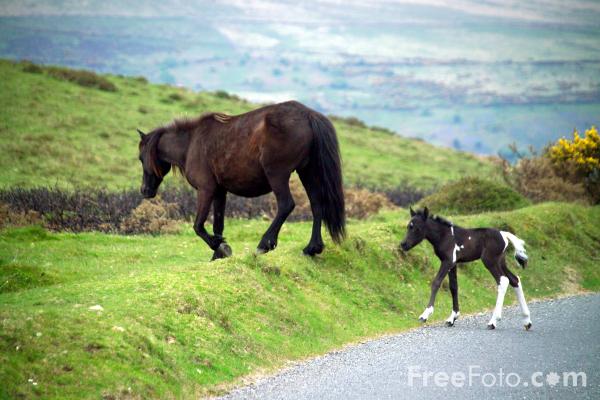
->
400, 241, 410, 251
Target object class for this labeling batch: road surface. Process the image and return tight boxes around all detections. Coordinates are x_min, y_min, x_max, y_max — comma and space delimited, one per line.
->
220, 294, 600, 399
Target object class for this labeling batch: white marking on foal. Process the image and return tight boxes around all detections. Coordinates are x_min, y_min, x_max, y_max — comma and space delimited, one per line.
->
452, 244, 460, 262
514, 276, 532, 327
419, 306, 434, 321
488, 276, 509, 328
446, 310, 460, 325
450, 226, 454, 236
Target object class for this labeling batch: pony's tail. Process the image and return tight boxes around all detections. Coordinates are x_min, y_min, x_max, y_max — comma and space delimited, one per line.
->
307, 111, 346, 243
500, 231, 528, 268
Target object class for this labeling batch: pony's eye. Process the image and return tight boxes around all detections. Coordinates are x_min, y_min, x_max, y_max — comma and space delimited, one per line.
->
409, 222, 414, 229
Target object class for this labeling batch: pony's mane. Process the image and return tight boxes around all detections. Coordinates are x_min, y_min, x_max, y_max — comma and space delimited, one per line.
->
143, 112, 231, 177
168, 112, 232, 132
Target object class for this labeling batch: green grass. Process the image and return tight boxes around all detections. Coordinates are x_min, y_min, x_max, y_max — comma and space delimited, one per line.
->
0, 59, 500, 191
1, 203, 599, 399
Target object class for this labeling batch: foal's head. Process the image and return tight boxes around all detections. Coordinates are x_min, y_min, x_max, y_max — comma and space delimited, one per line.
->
400, 207, 429, 251
137, 129, 171, 198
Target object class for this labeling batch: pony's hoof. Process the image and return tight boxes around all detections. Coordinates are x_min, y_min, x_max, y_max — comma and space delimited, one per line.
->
524, 322, 532, 331
445, 321, 455, 327
302, 244, 324, 256
211, 243, 232, 260
218, 242, 232, 257
419, 317, 427, 323
487, 323, 496, 330
255, 247, 268, 255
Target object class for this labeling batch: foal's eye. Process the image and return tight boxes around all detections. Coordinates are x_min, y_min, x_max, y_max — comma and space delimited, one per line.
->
408, 222, 414, 229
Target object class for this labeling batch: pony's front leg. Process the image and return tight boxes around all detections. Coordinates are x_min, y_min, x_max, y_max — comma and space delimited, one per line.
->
193, 188, 227, 261
419, 260, 453, 323
445, 266, 460, 326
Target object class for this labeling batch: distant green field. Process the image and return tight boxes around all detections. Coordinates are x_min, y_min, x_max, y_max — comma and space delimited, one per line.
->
1, 203, 599, 398
0, 59, 500, 191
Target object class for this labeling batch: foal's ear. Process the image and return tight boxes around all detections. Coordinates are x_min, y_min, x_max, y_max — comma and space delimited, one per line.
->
410, 206, 415, 217
137, 129, 146, 139
422, 207, 429, 219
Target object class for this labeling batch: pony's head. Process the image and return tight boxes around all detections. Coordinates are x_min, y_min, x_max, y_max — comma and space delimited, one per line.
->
137, 129, 171, 198
400, 206, 429, 251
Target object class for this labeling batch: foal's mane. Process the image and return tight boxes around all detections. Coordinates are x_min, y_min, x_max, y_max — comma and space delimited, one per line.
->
144, 112, 231, 177
432, 215, 453, 227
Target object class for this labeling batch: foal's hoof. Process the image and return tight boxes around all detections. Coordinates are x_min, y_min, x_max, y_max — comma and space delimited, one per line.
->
255, 247, 268, 255
524, 322, 532, 331
487, 323, 496, 330
445, 321, 455, 327
211, 243, 232, 261
419, 317, 427, 323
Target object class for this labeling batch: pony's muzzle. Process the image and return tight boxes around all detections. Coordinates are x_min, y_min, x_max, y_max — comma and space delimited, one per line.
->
400, 241, 410, 251
141, 185, 157, 198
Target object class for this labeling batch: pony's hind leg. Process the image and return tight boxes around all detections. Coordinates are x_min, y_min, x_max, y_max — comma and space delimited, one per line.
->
501, 259, 532, 330
211, 187, 232, 260
482, 252, 508, 329
446, 266, 460, 326
514, 277, 532, 330
298, 166, 324, 256
257, 172, 295, 254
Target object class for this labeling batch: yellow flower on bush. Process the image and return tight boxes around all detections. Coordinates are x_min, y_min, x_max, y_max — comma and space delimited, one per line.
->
549, 126, 600, 173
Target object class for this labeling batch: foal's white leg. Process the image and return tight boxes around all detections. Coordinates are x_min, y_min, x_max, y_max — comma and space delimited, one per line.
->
419, 306, 434, 322
514, 276, 532, 330
487, 276, 509, 329
445, 310, 460, 326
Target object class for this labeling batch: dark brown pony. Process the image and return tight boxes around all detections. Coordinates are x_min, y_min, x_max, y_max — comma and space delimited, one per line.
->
137, 101, 345, 260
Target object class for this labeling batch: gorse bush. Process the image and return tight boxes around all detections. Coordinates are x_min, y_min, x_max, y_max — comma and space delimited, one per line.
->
550, 126, 600, 173
501, 127, 599, 204
549, 126, 600, 202
418, 177, 530, 215
502, 152, 588, 203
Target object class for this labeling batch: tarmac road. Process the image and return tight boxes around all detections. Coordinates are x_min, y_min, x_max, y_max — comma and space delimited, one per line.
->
220, 294, 600, 399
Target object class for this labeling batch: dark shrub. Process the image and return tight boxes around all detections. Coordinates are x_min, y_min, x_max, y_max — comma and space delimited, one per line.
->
0, 183, 395, 234
382, 186, 428, 207
501, 146, 589, 203
418, 177, 530, 215
20, 60, 43, 74
46, 66, 117, 92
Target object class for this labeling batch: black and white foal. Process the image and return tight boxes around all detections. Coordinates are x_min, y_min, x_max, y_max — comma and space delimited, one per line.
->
400, 207, 532, 330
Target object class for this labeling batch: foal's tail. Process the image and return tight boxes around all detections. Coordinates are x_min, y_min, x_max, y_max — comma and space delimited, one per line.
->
500, 231, 528, 268
307, 112, 346, 243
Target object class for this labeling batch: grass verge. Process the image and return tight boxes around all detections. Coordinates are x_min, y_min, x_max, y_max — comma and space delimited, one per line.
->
1, 203, 599, 399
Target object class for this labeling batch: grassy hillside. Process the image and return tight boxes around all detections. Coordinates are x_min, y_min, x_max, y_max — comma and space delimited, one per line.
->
1, 203, 599, 399
0, 59, 499, 191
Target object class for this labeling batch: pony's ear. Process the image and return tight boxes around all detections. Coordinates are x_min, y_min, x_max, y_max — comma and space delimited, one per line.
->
137, 129, 146, 139
422, 207, 429, 219
410, 206, 415, 217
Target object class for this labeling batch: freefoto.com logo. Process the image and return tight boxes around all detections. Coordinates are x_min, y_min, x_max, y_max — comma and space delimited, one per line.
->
407, 366, 587, 388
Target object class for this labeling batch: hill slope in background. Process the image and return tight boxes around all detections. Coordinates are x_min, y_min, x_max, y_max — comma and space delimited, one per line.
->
1, 203, 599, 398
0, 59, 499, 191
